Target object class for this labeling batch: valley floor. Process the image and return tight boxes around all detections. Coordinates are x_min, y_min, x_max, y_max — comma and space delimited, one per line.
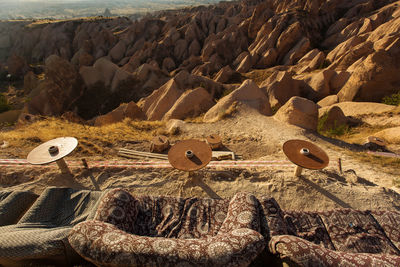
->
1, 110, 399, 212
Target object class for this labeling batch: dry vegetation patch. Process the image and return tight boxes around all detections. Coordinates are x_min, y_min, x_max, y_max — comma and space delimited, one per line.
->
334, 124, 394, 146
243, 69, 276, 86
0, 118, 165, 158
324, 124, 400, 180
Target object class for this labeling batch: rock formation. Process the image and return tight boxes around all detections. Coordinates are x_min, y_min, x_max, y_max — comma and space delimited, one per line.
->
204, 79, 271, 122
163, 87, 215, 121
94, 102, 145, 126
318, 106, 350, 132
274, 96, 318, 130
0, 0, 399, 126
374, 127, 400, 144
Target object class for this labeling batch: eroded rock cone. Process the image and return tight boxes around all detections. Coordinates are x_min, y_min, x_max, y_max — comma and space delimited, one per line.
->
274, 96, 318, 130
94, 102, 145, 126
204, 79, 272, 122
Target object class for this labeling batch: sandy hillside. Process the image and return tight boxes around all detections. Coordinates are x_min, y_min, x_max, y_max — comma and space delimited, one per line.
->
1, 109, 399, 212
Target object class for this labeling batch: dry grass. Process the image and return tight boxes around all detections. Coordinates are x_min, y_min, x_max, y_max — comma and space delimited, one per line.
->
184, 115, 204, 123
243, 69, 275, 86
343, 149, 400, 177
334, 124, 391, 145
329, 124, 400, 179
217, 101, 239, 121
0, 117, 165, 158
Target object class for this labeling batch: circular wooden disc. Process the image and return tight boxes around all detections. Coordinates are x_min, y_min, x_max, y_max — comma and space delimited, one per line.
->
367, 136, 386, 146
168, 139, 212, 171
152, 135, 169, 146
283, 139, 329, 170
27, 137, 78, 165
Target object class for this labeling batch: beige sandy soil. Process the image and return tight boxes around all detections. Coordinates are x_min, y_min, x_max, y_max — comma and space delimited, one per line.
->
1, 110, 400, 212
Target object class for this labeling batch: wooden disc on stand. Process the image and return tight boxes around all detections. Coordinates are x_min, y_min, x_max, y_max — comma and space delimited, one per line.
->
27, 137, 78, 174
283, 139, 329, 177
168, 139, 212, 172
168, 139, 220, 199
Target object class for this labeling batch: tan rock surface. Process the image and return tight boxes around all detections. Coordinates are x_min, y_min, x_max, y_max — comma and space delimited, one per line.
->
338, 51, 400, 102
162, 57, 176, 72
319, 102, 396, 117
213, 66, 238, 84
236, 54, 252, 73
256, 48, 277, 68
94, 101, 145, 126
109, 40, 127, 62
166, 119, 186, 134
330, 71, 350, 94
141, 79, 183, 121
283, 37, 311, 66
79, 66, 103, 88
318, 106, 349, 132
110, 68, 135, 93
297, 49, 326, 73
163, 87, 215, 121
93, 57, 119, 87
374, 127, 400, 144
7, 54, 29, 77
274, 96, 318, 130
276, 22, 302, 56
0, 110, 22, 124
262, 71, 301, 108
204, 79, 271, 122
307, 69, 336, 100
23, 71, 38, 95
317, 95, 338, 108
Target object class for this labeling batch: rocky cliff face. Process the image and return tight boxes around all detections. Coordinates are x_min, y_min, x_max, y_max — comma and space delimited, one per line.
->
1, 0, 399, 123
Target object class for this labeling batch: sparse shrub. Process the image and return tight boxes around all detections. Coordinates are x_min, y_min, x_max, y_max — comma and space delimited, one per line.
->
317, 112, 329, 132
217, 101, 239, 120
327, 123, 350, 136
169, 126, 181, 136
243, 69, 274, 85
184, 115, 204, 123
270, 105, 280, 115
318, 59, 331, 69
0, 93, 11, 113
317, 112, 350, 137
382, 91, 400, 106
198, 82, 207, 89
221, 87, 235, 98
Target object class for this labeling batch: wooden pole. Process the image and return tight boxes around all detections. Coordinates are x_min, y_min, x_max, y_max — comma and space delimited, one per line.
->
81, 158, 89, 169
294, 165, 303, 177
338, 158, 342, 174
56, 158, 71, 175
